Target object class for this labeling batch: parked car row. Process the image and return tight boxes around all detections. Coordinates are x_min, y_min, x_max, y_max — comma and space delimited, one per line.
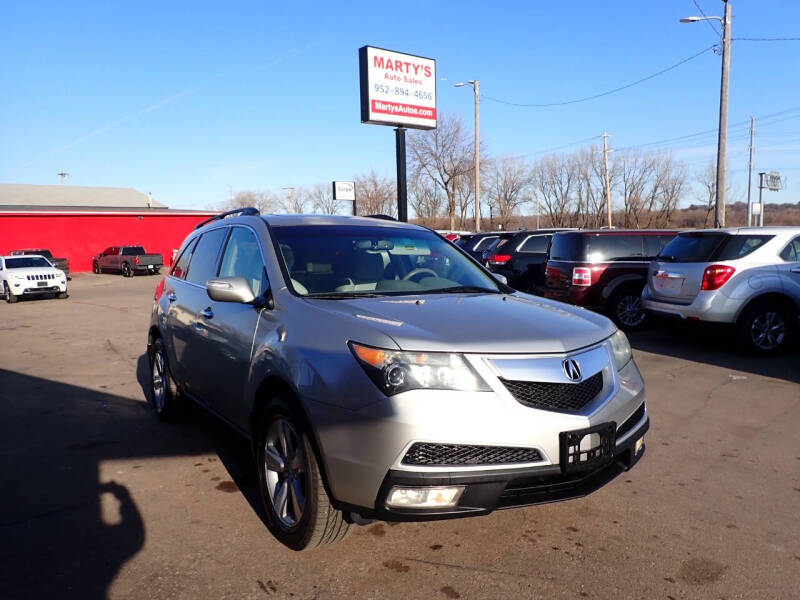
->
458, 226, 800, 354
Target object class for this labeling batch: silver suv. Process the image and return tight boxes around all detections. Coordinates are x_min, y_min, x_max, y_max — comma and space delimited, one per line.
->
642, 227, 800, 354
147, 209, 648, 550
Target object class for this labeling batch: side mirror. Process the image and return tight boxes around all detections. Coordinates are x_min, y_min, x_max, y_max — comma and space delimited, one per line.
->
206, 276, 256, 304
492, 273, 508, 285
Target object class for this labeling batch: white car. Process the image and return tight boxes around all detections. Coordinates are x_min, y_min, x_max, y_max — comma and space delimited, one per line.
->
1, 255, 68, 303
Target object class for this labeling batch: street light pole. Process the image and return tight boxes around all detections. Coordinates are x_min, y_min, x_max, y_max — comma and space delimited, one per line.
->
715, 0, 731, 228
455, 80, 480, 232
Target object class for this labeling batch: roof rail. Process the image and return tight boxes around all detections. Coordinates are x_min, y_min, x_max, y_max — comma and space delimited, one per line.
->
365, 214, 397, 221
194, 206, 260, 230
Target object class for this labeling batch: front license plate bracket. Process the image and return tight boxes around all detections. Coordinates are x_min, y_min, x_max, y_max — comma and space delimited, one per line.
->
560, 422, 616, 474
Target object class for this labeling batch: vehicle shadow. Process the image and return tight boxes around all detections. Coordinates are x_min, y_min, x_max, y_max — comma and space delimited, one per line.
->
628, 323, 800, 384
0, 365, 262, 599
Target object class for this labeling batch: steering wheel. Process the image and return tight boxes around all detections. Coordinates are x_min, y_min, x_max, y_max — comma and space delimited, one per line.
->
402, 268, 438, 282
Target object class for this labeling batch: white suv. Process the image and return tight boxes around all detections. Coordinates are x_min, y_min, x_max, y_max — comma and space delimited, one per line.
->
642, 227, 800, 354
1, 255, 68, 303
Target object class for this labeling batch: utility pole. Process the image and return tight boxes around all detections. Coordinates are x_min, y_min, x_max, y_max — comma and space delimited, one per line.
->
282, 187, 296, 213
715, 0, 732, 228
57, 172, 69, 184
473, 80, 480, 233
602, 132, 612, 228
746, 116, 755, 226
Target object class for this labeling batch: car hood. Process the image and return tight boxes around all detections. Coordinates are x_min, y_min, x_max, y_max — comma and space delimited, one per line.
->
305, 292, 616, 354
6, 267, 63, 278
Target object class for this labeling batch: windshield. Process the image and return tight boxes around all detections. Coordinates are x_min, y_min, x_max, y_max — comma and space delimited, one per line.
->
6, 257, 52, 269
272, 225, 502, 297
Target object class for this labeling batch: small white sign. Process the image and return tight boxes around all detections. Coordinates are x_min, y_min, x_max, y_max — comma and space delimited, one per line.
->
332, 181, 355, 202
751, 203, 761, 215
359, 46, 437, 130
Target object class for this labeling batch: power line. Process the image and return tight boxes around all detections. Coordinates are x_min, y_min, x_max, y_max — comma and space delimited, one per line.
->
733, 37, 800, 42
692, 0, 721, 37
481, 45, 715, 108
509, 135, 602, 159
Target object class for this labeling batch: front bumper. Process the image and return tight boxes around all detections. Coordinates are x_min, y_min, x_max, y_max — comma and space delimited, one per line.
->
311, 344, 647, 516
347, 414, 648, 521
641, 285, 736, 323
11, 281, 67, 296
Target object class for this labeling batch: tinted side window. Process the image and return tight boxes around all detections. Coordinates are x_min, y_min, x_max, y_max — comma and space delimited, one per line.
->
583, 235, 644, 262
519, 235, 550, 253
716, 235, 774, 261
218, 227, 268, 295
779, 237, 800, 262
122, 246, 146, 256
185, 228, 229, 285
549, 234, 581, 261
171, 238, 198, 279
473, 235, 499, 250
644, 235, 676, 258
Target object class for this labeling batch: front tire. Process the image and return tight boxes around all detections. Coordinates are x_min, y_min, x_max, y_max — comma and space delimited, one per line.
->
149, 339, 182, 420
611, 287, 647, 330
4, 282, 17, 304
738, 302, 793, 356
57, 291, 68, 299
256, 402, 349, 551
93, 261, 101, 274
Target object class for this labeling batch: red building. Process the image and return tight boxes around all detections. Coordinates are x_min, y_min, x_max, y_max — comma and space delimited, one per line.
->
0, 184, 216, 272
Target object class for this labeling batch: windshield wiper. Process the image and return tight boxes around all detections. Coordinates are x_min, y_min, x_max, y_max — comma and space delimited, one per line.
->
658, 255, 677, 262
430, 285, 501, 294
305, 292, 387, 299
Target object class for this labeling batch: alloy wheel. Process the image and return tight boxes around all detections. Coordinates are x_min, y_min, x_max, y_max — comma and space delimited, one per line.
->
151, 350, 165, 412
750, 311, 786, 351
264, 418, 306, 528
617, 294, 645, 328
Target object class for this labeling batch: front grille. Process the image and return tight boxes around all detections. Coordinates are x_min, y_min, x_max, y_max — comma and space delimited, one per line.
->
616, 403, 645, 439
501, 371, 604, 413
402, 442, 542, 466
27, 274, 54, 281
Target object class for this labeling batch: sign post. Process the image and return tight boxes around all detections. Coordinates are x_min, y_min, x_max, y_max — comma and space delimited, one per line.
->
332, 181, 356, 216
359, 46, 437, 221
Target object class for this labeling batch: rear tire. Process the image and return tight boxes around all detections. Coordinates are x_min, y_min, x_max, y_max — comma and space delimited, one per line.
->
4, 282, 17, 304
737, 301, 793, 356
149, 339, 182, 420
256, 400, 349, 551
122, 263, 133, 278
610, 287, 647, 330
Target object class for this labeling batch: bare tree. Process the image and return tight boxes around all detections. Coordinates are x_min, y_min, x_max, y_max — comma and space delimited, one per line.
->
487, 156, 531, 229
308, 183, 342, 215
278, 187, 307, 214
409, 173, 444, 227
220, 189, 277, 213
408, 113, 476, 230
354, 170, 396, 217
530, 154, 576, 227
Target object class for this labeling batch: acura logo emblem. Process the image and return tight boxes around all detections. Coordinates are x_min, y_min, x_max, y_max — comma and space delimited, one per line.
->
563, 359, 582, 382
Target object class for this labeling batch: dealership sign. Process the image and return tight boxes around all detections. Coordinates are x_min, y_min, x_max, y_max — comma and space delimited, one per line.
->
359, 46, 437, 130
332, 181, 355, 201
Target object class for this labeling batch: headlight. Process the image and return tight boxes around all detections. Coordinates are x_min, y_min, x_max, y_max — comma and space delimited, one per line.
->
608, 330, 632, 371
349, 342, 490, 395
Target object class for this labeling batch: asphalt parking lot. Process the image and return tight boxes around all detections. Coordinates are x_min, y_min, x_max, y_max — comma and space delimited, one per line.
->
1, 274, 798, 600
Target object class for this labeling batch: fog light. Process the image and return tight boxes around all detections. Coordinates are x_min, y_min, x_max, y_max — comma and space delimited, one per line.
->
385, 486, 465, 509
635, 437, 644, 455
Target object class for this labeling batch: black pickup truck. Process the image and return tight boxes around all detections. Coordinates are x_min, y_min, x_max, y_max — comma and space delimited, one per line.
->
92, 246, 163, 277
482, 229, 574, 293
10, 248, 70, 278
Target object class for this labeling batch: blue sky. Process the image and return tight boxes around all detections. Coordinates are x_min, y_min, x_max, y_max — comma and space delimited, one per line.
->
1, 1, 799, 210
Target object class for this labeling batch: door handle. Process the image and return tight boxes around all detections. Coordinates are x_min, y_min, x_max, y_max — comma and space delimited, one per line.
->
201, 307, 214, 319
166, 291, 177, 302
